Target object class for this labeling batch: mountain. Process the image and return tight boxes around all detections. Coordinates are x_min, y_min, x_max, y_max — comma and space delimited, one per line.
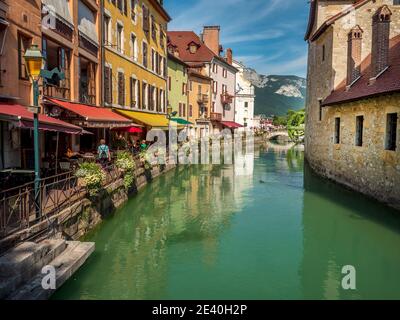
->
243, 69, 307, 116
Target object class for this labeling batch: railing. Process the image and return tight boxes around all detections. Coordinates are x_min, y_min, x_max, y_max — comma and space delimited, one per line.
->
221, 93, 234, 105
43, 83, 71, 100
197, 93, 209, 104
210, 112, 222, 121
0, 164, 121, 242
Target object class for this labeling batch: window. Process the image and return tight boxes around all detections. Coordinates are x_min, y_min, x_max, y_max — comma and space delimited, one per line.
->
212, 102, 215, 113
118, 72, 125, 106
189, 81, 193, 91
182, 83, 186, 95
334, 117, 340, 144
318, 100, 323, 121
142, 82, 147, 109
245, 102, 248, 109
142, 42, 148, 67
223, 68, 227, 78
322, 44, 325, 62
151, 15, 156, 41
179, 103, 182, 117
394, 0, 400, 5
142, 5, 149, 33
104, 66, 113, 104
160, 29, 165, 48
117, 24, 123, 53
131, 34, 137, 61
222, 84, 227, 94
168, 76, 171, 91
18, 33, 31, 80
189, 105, 193, 117
183, 104, 186, 117
386, 113, 398, 151
213, 81, 218, 94
355, 115, 364, 147
117, 0, 123, 12
131, 0, 136, 21
130, 77, 137, 108
151, 48, 155, 71
104, 15, 111, 45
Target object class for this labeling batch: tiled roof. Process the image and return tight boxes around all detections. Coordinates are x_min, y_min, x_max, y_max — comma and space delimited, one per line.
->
322, 35, 400, 106
167, 31, 215, 63
305, 0, 371, 42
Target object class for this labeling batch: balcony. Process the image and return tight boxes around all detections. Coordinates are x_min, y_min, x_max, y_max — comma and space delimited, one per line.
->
197, 93, 209, 104
43, 83, 70, 100
221, 93, 234, 105
210, 112, 222, 122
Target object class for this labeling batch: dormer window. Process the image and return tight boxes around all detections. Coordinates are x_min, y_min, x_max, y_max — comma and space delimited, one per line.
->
347, 25, 363, 86
371, 5, 392, 79
188, 41, 199, 54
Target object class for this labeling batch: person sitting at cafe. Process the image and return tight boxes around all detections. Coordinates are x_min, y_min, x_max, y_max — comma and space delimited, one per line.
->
98, 139, 111, 167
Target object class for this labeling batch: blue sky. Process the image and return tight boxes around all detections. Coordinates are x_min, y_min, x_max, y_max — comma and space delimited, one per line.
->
165, 0, 310, 78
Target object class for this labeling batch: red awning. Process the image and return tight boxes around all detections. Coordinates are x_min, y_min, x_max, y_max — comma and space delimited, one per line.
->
111, 126, 143, 133
44, 98, 132, 127
221, 121, 244, 129
0, 103, 82, 134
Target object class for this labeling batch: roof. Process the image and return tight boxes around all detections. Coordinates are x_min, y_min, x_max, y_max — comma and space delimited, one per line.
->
0, 103, 82, 134
188, 70, 212, 81
305, 0, 371, 42
44, 98, 131, 123
167, 31, 215, 63
323, 35, 400, 106
167, 52, 190, 68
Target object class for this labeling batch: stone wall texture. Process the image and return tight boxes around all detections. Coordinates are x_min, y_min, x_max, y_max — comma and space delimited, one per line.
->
305, 0, 400, 209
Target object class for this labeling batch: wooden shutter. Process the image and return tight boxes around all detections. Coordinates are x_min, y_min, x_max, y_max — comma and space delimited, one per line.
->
137, 80, 141, 109
104, 67, 110, 104
118, 72, 125, 106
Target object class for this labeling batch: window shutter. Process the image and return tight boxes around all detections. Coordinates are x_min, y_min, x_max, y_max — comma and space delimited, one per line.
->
137, 80, 141, 109
104, 67, 110, 104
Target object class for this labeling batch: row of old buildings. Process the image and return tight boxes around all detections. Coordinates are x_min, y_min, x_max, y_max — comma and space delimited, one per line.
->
0, 0, 255, 171
305, 0, 400, 208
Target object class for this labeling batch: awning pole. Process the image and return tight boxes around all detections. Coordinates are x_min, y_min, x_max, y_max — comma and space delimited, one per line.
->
55, 132, 59, 175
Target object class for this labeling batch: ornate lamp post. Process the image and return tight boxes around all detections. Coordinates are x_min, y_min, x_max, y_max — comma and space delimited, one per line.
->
24, 45, 44, 219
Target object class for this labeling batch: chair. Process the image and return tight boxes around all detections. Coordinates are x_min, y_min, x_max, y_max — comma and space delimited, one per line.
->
59, 162, 71, 171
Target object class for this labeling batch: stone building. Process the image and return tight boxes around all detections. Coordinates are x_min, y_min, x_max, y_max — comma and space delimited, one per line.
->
305, 0, 400, 209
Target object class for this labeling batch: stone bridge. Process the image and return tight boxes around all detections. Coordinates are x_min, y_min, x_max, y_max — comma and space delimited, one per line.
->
265, 130, 289, 140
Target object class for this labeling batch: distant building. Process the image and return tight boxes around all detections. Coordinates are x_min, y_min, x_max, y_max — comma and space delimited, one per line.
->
233, 60, 255, 130
305, 0, 400, 208
168, 26, 241, 135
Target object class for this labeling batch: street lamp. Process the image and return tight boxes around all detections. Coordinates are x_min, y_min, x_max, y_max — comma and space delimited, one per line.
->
24, 45, 44, 219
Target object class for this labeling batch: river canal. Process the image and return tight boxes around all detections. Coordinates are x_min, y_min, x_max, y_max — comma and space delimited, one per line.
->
53, 143, 400, 300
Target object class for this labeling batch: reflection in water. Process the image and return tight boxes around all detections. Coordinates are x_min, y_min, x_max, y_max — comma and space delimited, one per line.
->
53, 143, 400, 300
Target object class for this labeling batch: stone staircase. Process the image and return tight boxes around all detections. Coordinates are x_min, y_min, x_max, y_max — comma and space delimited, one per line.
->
0, 239, 94, 300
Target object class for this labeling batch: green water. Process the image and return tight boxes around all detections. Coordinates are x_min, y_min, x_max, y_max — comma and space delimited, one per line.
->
53, 143, 400, 300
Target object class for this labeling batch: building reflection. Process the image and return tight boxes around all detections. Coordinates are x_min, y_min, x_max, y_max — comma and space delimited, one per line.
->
300, 163, 400, 300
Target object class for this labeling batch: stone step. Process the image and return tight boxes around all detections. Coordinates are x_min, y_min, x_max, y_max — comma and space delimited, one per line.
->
7, 241, 95, 300
0, 239, 67, 299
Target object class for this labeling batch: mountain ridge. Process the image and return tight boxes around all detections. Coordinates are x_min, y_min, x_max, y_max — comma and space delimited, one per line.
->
243, 68, 307, 116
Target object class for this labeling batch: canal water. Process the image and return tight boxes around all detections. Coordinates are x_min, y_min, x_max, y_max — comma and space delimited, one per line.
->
53, 143, 400, 300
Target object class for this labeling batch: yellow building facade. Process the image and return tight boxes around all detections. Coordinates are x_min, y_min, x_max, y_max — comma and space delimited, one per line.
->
103, 0, 171, 128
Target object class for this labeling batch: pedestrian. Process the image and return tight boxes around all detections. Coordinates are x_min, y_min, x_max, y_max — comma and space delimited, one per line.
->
98, 139, 111, 168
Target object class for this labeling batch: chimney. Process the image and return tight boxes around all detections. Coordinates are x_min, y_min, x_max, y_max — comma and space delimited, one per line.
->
371, 5, 392, 79
347, 26, 363, 86
202, 26, 220, 56
226, 48, 233, 65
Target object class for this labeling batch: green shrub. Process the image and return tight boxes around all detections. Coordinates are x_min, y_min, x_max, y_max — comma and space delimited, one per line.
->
75, 162, 106, 197
115, 151, 136, 189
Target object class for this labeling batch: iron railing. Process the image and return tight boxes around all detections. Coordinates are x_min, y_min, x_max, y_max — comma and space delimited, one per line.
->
0, 164, 121, 241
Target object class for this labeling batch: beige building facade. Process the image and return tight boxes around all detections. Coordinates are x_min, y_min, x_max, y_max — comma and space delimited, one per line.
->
305, 0, 400, 209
